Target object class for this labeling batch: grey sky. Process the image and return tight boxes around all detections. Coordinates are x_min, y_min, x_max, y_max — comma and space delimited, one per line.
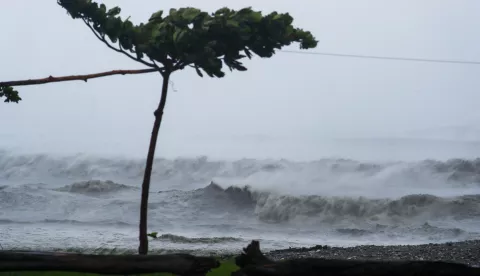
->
1, 1, 480, 160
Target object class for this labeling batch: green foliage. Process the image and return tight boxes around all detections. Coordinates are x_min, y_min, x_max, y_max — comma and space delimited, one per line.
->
2, 1, 317, 103
57, 0, 318, 77
0, 86, 21, 103
147, 231, 158, 239
207, 259, 239, 276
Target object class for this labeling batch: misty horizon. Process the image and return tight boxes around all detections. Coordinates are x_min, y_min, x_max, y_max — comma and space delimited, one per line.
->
1, 0, 480, 160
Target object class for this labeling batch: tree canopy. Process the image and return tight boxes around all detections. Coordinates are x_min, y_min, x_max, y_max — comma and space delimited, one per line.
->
0, 0, 317, 103
59, 0, 317, 74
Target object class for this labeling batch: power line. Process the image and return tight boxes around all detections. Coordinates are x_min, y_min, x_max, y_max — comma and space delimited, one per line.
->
279, 50, 480, 65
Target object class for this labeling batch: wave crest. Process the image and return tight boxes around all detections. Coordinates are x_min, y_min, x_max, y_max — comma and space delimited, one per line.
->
154, 233, 241, 244
2, 151, 480, 191
251, 192, 480, 223
54, 180, 136, 194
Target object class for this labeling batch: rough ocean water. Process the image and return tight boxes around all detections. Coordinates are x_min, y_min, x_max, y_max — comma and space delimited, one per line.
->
1, 147, 480, 255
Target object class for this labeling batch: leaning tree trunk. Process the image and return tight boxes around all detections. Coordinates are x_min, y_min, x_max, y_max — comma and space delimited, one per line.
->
138, 71, 171, 255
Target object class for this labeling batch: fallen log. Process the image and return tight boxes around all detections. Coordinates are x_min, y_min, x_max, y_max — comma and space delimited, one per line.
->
234, 241, 480, 276
0, 250, 219, 275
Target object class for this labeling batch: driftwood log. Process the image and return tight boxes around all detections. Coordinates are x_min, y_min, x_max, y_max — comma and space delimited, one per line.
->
0, 250, 219, 275
234, 241, 480, 276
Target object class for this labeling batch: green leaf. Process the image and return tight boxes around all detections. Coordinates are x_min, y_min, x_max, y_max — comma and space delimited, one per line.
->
136, 49, 144, 59
99, 3, 106, 13
207, 57, 222, 69
0, 86, 21, 103
273, 14, 283, 21
147, 232, 158, 239
215, 7, 229, 15
235, 64, 247, 71
214, 71, 226, 78
173, 29, 187, 44
119, 38, 133, 50
226, 20, 239, 28
123, 20, 134, 31
284, 25, 294, 37
149, 10, 163, 22
107, 7, 121, 17
236, 7, 252, 16
182, 8, 201, 22
195, 66, 203, 77
104, 18, 120, 42
249, 11, 262, 22
244, 48, 252, 59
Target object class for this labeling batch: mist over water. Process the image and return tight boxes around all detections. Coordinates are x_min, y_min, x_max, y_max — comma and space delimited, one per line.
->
2, 134, 480, 162
1, 139, 480, 253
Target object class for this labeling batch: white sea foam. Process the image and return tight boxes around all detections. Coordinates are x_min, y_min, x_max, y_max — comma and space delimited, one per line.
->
0, 149, 479, 252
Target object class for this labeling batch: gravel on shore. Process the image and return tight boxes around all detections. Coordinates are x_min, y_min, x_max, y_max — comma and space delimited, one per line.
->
265, 240, 480, 267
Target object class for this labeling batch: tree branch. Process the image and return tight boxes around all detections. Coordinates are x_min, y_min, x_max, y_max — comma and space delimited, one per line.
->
82, 19, 157, 68
0, 69, 157, 87
148, 57, 168, 77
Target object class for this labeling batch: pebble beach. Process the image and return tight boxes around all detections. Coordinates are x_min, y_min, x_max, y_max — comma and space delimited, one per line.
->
266, 240, 480, 267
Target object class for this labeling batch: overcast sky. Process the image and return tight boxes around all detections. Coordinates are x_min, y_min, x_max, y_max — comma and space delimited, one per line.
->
1, 1, 480, 160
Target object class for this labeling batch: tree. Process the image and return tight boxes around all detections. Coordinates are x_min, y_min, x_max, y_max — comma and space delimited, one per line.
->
0, 0, 317, 255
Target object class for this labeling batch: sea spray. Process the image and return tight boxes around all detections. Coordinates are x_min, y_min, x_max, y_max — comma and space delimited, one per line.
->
0, 151, 479, 251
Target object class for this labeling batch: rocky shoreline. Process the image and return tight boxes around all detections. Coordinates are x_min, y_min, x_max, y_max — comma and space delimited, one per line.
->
265, 240, 480, 267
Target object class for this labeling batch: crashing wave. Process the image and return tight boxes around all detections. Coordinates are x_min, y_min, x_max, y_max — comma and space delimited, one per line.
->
0, 218, 132, 227
251, 191, 480, 223
178, 181, 480, 224
204, 183, 480, 223
54, 180, 136, 194
204, 181, 255, 205
153, 233, 242, 244
2, 151, 480, 190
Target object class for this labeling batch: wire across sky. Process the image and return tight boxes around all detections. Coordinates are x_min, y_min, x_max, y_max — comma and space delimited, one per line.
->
279, 50, 480, 65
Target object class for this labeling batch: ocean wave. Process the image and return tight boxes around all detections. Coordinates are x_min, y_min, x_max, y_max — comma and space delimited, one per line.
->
0, 218, 132, 227
253, 192, 480, 223
203, 182, 255, 206
1, 180, 479, 247
334, 223, 467, 239
54, 180, 137, 194
2, 180, 479, 226
153, 233, 242, 244
414, 222, 466, 238
202, 183, 480, 223
2, 151, 480, 192
335, 228, 375, 236
2, 150, 480, 248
